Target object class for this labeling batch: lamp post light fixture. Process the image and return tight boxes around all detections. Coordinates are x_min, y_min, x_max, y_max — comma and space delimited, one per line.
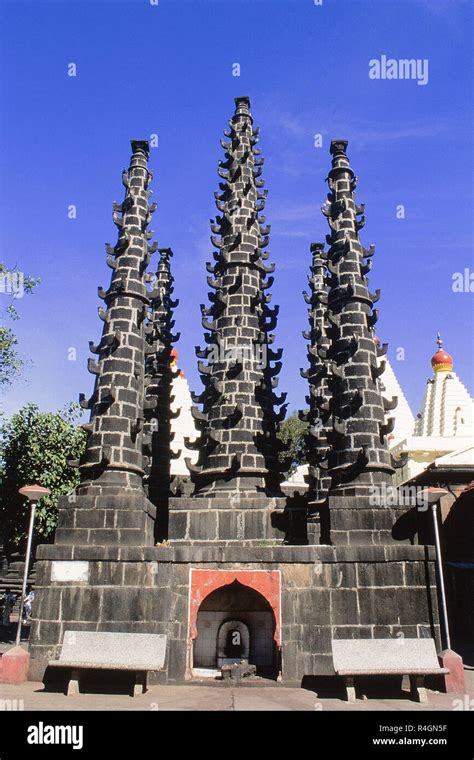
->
419, 486, 451, 650
16, 484, 51, 646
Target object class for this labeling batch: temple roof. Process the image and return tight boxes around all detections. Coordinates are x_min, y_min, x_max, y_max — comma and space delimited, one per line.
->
414, 334, 473, 438
406, 446, 474, 486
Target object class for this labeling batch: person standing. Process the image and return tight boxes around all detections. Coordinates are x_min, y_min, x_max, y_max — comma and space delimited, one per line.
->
1, 588, 16, 626
22, 587, 35, 623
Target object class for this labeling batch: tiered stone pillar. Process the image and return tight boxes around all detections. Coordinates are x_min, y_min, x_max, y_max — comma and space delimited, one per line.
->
300, 243, 332, 501
143, 248, 180, 540
187, 96, 287, 496
300, 242, 332, 542
322, 140, 400, 544
49, 139, 158, 546
168, 97, 291, 545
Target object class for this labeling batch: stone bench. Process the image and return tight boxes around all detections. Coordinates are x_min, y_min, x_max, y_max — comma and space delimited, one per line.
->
48, 631, 167, 696
332, 638, 448, 703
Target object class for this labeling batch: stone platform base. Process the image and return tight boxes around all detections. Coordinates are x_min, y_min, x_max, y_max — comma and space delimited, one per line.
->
53, 491, 156, 547
28, 543, 441, 684
168, 495, 309, 545
328, 496, 417, 545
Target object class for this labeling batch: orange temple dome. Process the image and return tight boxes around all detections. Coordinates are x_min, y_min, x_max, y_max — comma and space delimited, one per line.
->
431, 333, 453, 373
170, 347, 185, 377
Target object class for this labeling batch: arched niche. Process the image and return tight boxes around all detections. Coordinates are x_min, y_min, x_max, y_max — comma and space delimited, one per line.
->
192, 579, 278, 674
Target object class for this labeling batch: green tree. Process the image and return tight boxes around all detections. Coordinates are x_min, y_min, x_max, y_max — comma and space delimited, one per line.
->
0, 402, 87, 556
277, 410, 309, 475
0, 262, 40, 387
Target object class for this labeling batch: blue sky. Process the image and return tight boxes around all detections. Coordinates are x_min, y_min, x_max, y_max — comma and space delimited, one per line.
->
0, 0, 473, 421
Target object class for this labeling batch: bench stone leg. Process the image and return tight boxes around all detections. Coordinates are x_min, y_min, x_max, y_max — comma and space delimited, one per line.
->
409, 675, 428, 704
66, 670, 80, 696
345, 677, 357, 702
132, 672, 146, 697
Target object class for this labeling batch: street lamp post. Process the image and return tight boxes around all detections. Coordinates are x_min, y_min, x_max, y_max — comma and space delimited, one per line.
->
420, 487, 451, 650
15, 484, 51, 646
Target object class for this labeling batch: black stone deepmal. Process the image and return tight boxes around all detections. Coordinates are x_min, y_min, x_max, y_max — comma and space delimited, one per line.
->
317, 140, 403, 544
186, 95, 287, 496
322, 139, 395, 491
300, 240, 332, 509
55, 139, 161, 546
75, 139, 157, 489
143, 247, 180, 540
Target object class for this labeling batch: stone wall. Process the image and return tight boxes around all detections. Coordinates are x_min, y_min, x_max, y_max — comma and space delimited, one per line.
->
28, 543, 440, 684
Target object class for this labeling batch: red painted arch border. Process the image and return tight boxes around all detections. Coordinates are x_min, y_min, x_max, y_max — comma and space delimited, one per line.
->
188, 568, 282, 645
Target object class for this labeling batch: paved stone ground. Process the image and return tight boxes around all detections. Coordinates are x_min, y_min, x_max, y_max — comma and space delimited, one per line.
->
1, 674, 473, 712
2, 624, 472, 711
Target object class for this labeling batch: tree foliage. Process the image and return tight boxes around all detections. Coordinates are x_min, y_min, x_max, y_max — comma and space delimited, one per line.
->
0, 326, 22, 386
0, 262, 40, 387
277, 410, 309, 475
0, 402, 87, 556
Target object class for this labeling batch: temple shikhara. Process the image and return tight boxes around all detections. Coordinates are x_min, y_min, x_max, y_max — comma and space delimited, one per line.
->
26, 98, 472, 694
